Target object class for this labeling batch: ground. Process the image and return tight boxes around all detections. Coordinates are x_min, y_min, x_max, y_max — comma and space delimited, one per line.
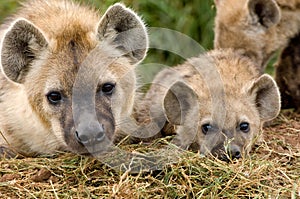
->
0, 110, 299, 198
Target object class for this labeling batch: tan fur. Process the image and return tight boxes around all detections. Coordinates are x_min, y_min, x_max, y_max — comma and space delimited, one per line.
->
0, 0, 148, 157
214, 0, 300, 69
136, 49, 280, 160
214, 0, 300, 111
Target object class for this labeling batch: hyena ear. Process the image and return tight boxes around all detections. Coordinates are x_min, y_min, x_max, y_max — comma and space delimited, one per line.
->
164, 81, 198, 125
0, 18, 48, 83
97, 3, 148, 64
247, 0, 281, 28
248, 74, 281, 121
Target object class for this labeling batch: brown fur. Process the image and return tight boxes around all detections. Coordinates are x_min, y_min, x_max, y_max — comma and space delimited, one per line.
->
136, 49, 280, 160
0, 0, 148, 157
274, 34, 300, 110
214, 0, 300, 111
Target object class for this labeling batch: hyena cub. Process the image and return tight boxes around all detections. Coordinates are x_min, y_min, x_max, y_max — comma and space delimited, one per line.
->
0, 0, 148, 157
214, 0, 300, 111
137, 49, 280, 161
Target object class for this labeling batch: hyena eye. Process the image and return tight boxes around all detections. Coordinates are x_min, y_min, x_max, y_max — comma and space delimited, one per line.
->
101, 83, 115, 95
201, 123, 212, 135
239, 122, 250, 133
46, 91, 62, 105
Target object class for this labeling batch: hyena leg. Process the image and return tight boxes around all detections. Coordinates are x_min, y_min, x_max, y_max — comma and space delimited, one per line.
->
0, 136, 19, 158
0, 146, 19, 158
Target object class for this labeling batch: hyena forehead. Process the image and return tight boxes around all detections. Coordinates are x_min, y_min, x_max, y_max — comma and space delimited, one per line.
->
224, 97, 261, 127
207, 49, 260, 82
183, 49, 260, 89
43, 57, 132, 97
16, 0, 100, 43
16, 2, 146, 95
199, 93, 261, 127
170, 49, 279, 123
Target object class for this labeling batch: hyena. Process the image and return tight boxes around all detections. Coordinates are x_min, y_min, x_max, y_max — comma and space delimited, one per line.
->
0, 0, 148, 157
274, 34, 300, 110
136, 49, 280, 161
214, 0, 300, 111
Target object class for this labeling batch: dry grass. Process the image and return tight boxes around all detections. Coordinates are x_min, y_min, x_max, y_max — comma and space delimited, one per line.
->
0, 110, 299, 198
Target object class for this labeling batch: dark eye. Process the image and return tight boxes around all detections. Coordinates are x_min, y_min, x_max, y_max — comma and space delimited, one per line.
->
239, 122, 250, 133
102, 83, 115, 95
46, 91, 62, 105
201, 123, 212, 135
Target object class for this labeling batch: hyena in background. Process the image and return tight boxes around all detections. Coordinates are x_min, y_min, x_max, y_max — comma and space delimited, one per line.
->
0, 0, 148, 157
275, 35, 300, 110
214, 0, 300, 111
136, 49, 280, 161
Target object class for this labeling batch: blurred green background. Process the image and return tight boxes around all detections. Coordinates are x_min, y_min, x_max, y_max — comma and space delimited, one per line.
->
0, 0, 216, 80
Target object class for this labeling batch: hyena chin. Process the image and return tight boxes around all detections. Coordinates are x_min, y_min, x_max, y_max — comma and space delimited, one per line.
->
0, 0, 148, 157
136, 49, 280, 161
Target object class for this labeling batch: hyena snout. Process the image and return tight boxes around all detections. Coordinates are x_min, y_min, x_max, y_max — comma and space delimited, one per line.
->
212, 143, 242, 161
75, 121, 105, 146
228, 144, 242, 159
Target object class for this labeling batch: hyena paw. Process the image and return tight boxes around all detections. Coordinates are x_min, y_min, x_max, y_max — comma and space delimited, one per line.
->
0, 146, 18, 158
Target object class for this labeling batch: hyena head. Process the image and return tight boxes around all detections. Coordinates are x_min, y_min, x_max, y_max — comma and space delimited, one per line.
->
0, 3, 148, 155
163, 50, 280, 161
195, 77, 279, 161
214, 0, 281, 69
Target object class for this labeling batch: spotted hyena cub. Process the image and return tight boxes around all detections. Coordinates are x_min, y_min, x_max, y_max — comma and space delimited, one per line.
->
0, 0, 148, 157
214, 0, 300, 111
136, 49, 280, 161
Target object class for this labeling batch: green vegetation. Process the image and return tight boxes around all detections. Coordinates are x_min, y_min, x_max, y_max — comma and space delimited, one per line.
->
0, 0, 19, 20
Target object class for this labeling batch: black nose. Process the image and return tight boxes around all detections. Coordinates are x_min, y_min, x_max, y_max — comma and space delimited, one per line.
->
75, 123, 105, 146
229, 145, 242, 159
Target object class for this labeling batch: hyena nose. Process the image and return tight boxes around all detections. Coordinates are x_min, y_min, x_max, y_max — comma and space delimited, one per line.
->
75, 123, 105, 146
229, 145, 242, 159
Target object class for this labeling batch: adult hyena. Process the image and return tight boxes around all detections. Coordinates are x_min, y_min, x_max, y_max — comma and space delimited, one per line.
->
0, 0, 148, 157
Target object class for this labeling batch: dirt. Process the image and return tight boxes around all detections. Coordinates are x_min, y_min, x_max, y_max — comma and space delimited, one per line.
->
264, 110, 300, 151
0, 173, 21, 182
30, 168, 52, 182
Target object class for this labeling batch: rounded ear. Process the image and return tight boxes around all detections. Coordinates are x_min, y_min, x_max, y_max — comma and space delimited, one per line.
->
164, 81, 198, 125
0, 18, 48, 83
248, 74, 281, 121
1, 19, 48, 83
247, 0, 281, 28
97, 3, 148, 65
